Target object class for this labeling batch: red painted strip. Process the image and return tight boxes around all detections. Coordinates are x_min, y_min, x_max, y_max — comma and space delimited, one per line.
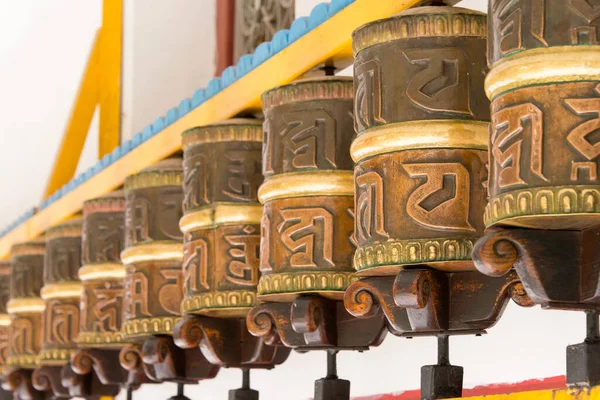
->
352, 375, 567, 400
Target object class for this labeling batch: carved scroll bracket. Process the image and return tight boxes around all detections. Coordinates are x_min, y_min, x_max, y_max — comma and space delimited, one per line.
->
473, 227, 600, 310
69, 348, 149, 390
138, 335, 219, 383
31, 366, 70, 398
246, 296, 387, 350
2, 369, 46, 400
173, 315, 290, 368
60, 361, 120, 398
344, 269, 531, 336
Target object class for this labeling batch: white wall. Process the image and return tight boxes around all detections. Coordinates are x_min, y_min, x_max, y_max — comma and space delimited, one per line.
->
0, 1, 585, 399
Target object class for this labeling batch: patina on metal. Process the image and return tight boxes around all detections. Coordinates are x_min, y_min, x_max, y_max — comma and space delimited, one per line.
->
484, 0, 600, 230
173, 120, 289, 400
473, 0, 600, 389
247, 77, 388, 400
257, 76, 357, 301
66, 190, 146, 394
1, 240, 47, 398
119, 158, 219, 386
179, 119, 263, 318
343, 6, 533, 400
351, 6, 489, 275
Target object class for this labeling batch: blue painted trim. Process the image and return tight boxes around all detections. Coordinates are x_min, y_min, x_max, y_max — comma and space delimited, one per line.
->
0, 0, 357, 239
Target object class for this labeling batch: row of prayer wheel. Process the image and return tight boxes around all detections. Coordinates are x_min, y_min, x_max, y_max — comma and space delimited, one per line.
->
1, 1, 600, 399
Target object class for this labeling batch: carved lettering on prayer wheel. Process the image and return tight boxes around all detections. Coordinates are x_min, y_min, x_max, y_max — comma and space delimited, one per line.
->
180, 120, 263, 317
38, 219, 83, 365
350, 7, 489, 274
0, 261, 10, 376
485, 0, 600, 229
258, 77, 357, 301
7, 240, 45, 369
78, 191, 127, 347
121, 159, 184, 338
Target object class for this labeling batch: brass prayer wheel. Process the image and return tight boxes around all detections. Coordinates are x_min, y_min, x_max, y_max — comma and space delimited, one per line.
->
122, 158, 184, 339
180, 119, 263, 317
7, 239, 46, 369
0, 260, 10, 376
258, 77, 356, 301
485, 1, 600, 230
351, 6, 489, 274
78, 191, 127, 347
38, 218, 83, 366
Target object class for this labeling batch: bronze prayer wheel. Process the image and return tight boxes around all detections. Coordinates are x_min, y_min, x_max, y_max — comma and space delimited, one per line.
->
6, 239, 46, 369
0, 260, 10, 376
38, 218, 83, 366
351, 6, 489, 275
121, 158, 184, 339
485, 0, 600, 230
258, 77, 356, 301
78, 191, 127, 347
180, 119, 263, 317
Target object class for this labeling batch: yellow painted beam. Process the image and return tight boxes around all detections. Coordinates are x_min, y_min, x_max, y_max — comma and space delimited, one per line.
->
42, 34, 100, 199
0, 0, 421, 259
98, 0, 122, 158
455, 386, 600, 400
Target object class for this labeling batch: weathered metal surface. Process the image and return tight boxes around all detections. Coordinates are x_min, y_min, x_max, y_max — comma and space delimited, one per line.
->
258, 77, 357, 300
351, 6, 489, 274
180, 120, 263, 317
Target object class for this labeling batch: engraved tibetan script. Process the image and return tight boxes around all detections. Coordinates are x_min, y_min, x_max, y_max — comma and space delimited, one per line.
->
355, 169, 388, 242
10, 318, 34, 355
223, 150, 260, 201
126, 197, 151, 244
569, 0, 600, 43
281, 109, 336, 169
355, 59, 385, 131
491, 103, 547, 189
260, 214, 273, 272
224, 226, 260, 286
158, 267, 181, 315
90, 215, 123, 263
403, 48, 472, 115
183, 153, 209, 211
404, 162, 474, 232
565, 83, 600, 161
278, 207, 334, 268
158, 189, 184, 240
45, 301, 79, 345
46, 245, 80, 282
182, 238, 209, 292
125, 268, 151, 318
92, 283, 123, 332
12, 262, 38, 298
493, 0, 547, 55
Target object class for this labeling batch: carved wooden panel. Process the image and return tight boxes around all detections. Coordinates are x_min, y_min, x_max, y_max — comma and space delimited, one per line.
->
487, 81, 600, 229
353, 38, 489, 133
488, 0, 600, 65
233, 0, 295, 61
79, 280, 125, 345
262, 98, 355, 177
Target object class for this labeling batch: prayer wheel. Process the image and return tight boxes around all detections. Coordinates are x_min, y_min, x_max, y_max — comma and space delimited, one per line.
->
0, 260, 10, 376
78, 191, 127, 347
38, 218, 83, 366
484, 0, 600, 230
350, 6, 489, 275
180, 119, 263, 317
6, 240, 46, 370
121, 159, 184, 339
258, 77, 356, 301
